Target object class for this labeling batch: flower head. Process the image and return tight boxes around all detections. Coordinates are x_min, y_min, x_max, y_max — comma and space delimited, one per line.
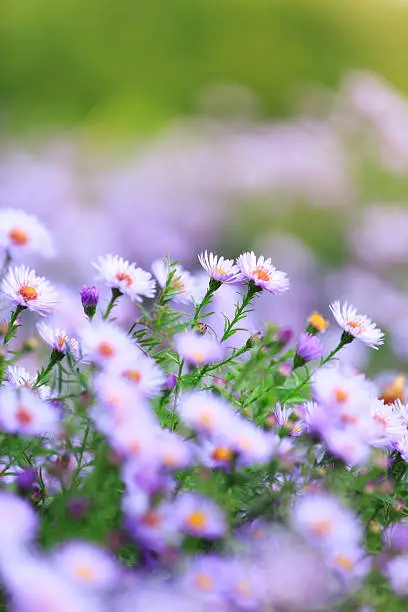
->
0, 208, 54, 258
79, 321, 135, 367
53, 540, 119, 590
151, 259, 196, 304
93, 255, 156, 302
329, 301, 384, 349
198, 251, 243, 284
4, 365, 53, 400
174, 492, 226, 539
1, 265, 58, 315
0, 387, 59, 436
37, 321, 79, 358
80, 285, 99, 319
174, 331, 223, 366
295, 333, 324, 365
105, 347, 165, 398
236, 252, 289, 294
307, 311, 329, 334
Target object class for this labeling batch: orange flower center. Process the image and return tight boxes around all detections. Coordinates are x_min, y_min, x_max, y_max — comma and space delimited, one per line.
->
235, 580, 252, 597
334, 388, 349, 404
334, 554, 353, 571
346, 319, 365, 334
162, 453, 178, 468
312, 519, 332, 536
186, 510, 207, 531
75, 564, 95, 582
341, 413, 358, 425
124, 369, 141, 383
198, 412, 213, 429
18, 285, 38, 301
8, 227, 29, 246
211, 447, 232, 462
253, 267, 270, 282
16, 406, 33, 425
173, 278, 184, 291
97, 341, 115, 357
115, 272, 133, 287
191, 350, 205, 364
57, 334, 66, 350
195, 573, 214, 591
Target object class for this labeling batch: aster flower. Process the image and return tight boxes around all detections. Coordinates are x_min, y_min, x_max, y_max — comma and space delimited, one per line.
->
0, 387, 59, 436
105, 347, 165, 398
198, 251, 243, 285
329, 301, 384, 349
4, 365, 53, 400
236, 252, 289, 294
292, 493, 362, 549
0, 491, 38, 550
52, 540, 119, 591
174, 331, 223, 366
178, 391, 236, 436
37, 321, 79, 358
79, 320, 135, 366
0, 208, 54, 258
151, 258, 196, 304
386, 554, 408, 596
173, 492, 226, 539
369, 398, 407, 448
93, 255, 156, 302
1, 265, 58, 315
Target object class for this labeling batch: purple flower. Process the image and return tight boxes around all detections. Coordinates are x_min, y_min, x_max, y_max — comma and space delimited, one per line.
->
173, 492, 226, 539
80, 285, 99, 319
294, 333, 323, 367
16, 468, 37, 492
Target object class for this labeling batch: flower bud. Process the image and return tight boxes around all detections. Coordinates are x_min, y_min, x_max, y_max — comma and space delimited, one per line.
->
80, 285, 99, 320
306, 311, 329, 335
380, 374, 405, 405
293, 333, 324, 368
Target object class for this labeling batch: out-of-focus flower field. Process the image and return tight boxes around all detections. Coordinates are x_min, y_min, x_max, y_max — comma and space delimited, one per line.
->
2, 2, 408, 611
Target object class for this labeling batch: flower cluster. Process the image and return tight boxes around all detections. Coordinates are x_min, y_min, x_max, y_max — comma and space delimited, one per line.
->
0, 211, 406, 611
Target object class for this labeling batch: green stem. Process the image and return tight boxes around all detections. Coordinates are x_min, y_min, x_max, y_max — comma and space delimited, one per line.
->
102, 288, 121, 321
191, 279, 221, 327
3, 305, 25, 345
33, 351, 64, 389
221, 283, 259, 343
280, 339, 347, 404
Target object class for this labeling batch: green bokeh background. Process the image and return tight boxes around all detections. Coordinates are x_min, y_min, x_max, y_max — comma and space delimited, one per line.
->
1, 0, 408, 137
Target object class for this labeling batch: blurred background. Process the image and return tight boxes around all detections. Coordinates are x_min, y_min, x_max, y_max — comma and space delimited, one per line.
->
2, 0, 408, 372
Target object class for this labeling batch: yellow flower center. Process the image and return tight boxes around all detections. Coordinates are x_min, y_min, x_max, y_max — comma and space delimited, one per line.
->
334, 554, 354, 571
18, 285, 38, 301
195, 572, 214, 591
253, 267, 270, 282
75, 564, 95, 582
124, 369, 142, 383
97, 341, 115, 357
334, 388, 349, 404
115, 272, 133, 287
311, 519, 332, 536
186, 510, 207, 531
198, 412, 213, 429
8, 227, 29, 246
211, 447, 232, 462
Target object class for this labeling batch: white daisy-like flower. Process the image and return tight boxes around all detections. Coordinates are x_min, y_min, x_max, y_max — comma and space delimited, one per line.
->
93, 255, 156, 302
79, 320, 135, 367
1, 265, 58, 316
174, 331, 223, 366
52, 540, 119, 591
106, 347, 165, 398
198, 251, 243, 284
5, 365, 53, 400
369, 398, 407, 448
0, 209, 55, 258
236, 252, 289, 294
37, 321, 79, 359
0, 387, 59, 436
151, 259, 196, 304
329, 301, 384, 349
